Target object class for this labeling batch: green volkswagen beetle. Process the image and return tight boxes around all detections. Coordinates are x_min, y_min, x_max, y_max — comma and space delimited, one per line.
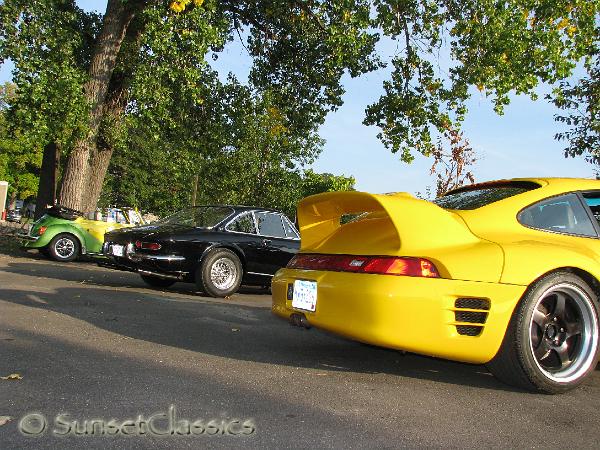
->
19, 205, 144, 262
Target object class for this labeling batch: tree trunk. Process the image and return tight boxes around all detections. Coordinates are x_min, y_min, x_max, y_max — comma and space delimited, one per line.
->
81, 94, 125, 212
191, 174, 199, 206
58, 0, 139, 212
81, 147, 115, 212
80, 67, 131, 212
34, 142, 60, 220
8, 191, 17, 211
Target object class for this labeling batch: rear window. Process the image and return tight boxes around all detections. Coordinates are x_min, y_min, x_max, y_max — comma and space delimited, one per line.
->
433, 181, 540, 210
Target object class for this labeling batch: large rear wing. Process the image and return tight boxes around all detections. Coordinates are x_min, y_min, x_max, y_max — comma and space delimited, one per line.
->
296, 191, 479, 255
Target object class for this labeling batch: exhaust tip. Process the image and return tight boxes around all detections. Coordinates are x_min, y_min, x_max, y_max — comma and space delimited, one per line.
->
289, 313, 311, 329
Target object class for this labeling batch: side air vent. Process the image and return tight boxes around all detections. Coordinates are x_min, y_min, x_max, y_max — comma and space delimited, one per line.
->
453, 298, 490, 337
455, 298, 490, 310
456, 325, 483, 337
455, 311, 488, 323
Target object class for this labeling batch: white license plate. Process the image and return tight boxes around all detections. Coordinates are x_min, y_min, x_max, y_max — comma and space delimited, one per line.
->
111, 244, 124, 257
292, 280, 317, 312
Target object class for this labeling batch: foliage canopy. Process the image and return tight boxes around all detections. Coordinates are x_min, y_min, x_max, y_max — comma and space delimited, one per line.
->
0, 0, 598, 210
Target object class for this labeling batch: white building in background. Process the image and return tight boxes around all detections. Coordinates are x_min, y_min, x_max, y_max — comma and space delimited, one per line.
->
0, 181, 7, 221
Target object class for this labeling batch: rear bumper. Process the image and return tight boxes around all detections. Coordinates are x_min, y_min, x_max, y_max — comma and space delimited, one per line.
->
18, 229, 42, 246
18, 234, 39, 242
272, 268, 527, 364
101, 242, 189, 280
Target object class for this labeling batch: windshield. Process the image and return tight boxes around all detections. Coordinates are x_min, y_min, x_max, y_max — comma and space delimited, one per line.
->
125, 209, 144, 225
158, 206, 235, 228
433, 181, 540, 210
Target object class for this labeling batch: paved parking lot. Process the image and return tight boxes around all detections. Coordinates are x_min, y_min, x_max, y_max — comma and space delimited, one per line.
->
0, 250, 599, 449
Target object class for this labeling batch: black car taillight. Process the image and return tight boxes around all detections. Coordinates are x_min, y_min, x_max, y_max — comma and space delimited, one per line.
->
287, 254, 440, 278
135, 240, 162, 251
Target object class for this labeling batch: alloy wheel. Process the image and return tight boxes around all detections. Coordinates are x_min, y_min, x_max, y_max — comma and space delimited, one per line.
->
54, 237, 76, 259
529, 283, 599, 383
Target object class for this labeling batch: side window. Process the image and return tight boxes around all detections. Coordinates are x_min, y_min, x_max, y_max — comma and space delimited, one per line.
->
256, 212, 287, 238
282, 215, 299, 239
226, 213, 257, 234
115, 210, 127, 224
582, 193, 600, 224
127, 209, 143, 225
518, 193, 597, 237
105, 208, 116, 223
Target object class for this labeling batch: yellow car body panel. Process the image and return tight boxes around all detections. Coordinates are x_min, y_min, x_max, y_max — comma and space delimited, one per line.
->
75, 217, 128, 249
272, 177, 600, 364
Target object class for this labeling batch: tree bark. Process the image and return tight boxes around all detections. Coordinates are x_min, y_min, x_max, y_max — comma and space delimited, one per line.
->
191, 174, 199, 207
82, 146, 114, 212
80, 18, 146, 212
81, 84, 127, 212
58, 0, 140, 212
34, 142, 60, 220
8, 191, 17, 211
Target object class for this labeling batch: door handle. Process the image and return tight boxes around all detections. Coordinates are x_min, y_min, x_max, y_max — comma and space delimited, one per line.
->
262, 239, 271, 246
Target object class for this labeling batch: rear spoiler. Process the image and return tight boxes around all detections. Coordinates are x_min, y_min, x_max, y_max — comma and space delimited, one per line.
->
297, 191, 478, 254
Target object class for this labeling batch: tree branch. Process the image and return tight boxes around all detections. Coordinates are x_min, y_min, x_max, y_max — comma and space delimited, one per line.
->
293, 0, 326, 32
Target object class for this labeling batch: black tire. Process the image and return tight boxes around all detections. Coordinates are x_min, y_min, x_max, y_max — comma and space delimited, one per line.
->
487, 272, 600, 393
47, 233, 80, 262
196, 248, 242, 297
262, 285, 272, 295
140, 274, 176, 289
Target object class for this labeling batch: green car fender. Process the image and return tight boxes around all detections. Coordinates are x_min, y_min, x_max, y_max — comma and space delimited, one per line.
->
24, 222, 89, 253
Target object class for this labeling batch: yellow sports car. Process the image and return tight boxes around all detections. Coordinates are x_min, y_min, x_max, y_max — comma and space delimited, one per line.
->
272, 178, 600, 393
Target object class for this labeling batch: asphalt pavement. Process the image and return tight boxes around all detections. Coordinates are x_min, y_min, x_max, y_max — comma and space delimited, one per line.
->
0, 250, 599, 449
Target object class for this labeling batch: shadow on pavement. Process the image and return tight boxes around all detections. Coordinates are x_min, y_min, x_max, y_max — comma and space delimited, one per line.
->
1, 259, 268, 296
0, 328, 398, 450
0, 270, 521, 393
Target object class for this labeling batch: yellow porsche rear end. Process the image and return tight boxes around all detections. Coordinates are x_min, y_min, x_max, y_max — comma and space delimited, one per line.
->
272, 271, 525, 364
271, 190, 527, 364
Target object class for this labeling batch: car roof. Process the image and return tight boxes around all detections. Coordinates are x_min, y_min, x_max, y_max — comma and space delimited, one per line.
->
436, 177, 600, 217
445, 177, 600, 196
194, 205, 285, 214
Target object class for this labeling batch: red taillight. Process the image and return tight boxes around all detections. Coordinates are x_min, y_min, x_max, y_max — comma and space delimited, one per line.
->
287, 254, 440, 278
38, 226, 47, 235
135, 240, 161, 251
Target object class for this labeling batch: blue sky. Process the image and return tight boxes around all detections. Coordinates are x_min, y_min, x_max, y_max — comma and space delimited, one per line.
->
1, 1, 594, 195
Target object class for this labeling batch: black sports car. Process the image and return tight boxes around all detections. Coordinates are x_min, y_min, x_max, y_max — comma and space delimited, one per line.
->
101, 205, 300, 297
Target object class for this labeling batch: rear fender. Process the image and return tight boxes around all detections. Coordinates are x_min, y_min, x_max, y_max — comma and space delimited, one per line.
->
77, 218, 132, 253
36, 225, 86, 253
197, 243, 247, 270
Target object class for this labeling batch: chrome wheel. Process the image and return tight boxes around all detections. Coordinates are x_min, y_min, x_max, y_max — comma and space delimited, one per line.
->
198, 249, 242, 298
210, 257, 237, 290
529, 283, 599, 383
54, 237, 76, 259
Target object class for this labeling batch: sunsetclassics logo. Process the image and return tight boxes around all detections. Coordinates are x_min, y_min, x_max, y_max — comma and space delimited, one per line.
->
18, 405, 256, 437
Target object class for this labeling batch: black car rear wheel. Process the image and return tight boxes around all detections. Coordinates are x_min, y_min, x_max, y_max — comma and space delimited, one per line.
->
488, 272, 599, 393
47, 233, 80, 262
197, 248, 242, 297
140, 274, 176, 289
